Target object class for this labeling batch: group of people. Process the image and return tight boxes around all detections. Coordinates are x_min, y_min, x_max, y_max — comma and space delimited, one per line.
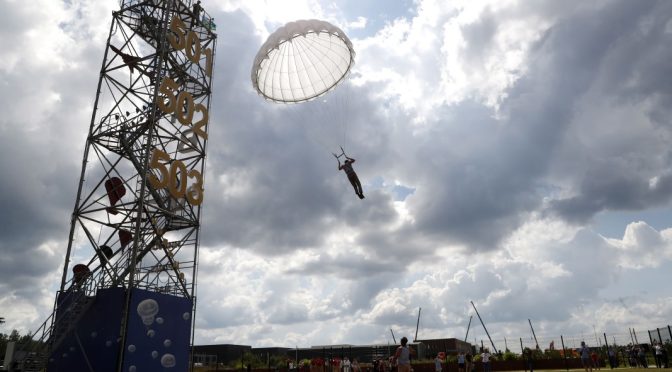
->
370, 337, 417, 372
579, 340, 670, 370
306, 357, 362, 372
392, 337, 490, 372
313, 338, 669, 372
579, 341, 600, 372
623, 342, 669, 368
372, 357, 394, 372
340, 357, 361, 372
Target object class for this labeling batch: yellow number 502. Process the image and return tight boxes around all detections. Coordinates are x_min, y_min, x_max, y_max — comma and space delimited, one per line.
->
156, 77, 208, 140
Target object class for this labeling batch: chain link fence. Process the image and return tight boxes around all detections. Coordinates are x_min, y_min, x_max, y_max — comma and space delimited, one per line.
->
467, 326, 672, 354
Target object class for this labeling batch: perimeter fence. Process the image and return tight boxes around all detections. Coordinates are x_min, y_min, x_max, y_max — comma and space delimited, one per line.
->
470, 325, 672, 354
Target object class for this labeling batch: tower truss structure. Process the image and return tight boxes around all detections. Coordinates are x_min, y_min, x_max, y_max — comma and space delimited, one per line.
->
19, 0, 216, 370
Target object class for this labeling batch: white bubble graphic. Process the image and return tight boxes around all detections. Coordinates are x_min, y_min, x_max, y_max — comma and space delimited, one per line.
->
156, 317, 164, 325
163, 339, 172, 348
161, 353, 176, 368
128, 344, 136, 353
152, 350, 159, 359
182, 312, 190, 320
137, 299, 160, 325
129, 366, 137, 372
147, 329, 156, 338
106, 341, 112, 347
91, 332, 97, 338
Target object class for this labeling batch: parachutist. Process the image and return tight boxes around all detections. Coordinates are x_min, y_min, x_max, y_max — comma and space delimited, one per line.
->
338, 156, 364, 199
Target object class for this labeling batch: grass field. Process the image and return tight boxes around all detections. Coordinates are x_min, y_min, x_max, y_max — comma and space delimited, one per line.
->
192, 368, 667, 372
520, 370, 665, 372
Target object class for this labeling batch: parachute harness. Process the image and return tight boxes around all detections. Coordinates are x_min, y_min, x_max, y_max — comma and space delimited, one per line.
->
332, 146, 348, 161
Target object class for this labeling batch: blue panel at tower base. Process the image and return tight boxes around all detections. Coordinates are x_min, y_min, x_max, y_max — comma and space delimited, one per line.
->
123, 288, 193, 371
48, 287, 125, 372
47, 287, 193, 372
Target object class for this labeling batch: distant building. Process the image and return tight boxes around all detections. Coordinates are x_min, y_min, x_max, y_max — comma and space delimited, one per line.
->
192, 344, 251, 366
253, 347, 292, 366
193, 338, 472, 366
294, 344, 397, 363
415, 338, 472, 356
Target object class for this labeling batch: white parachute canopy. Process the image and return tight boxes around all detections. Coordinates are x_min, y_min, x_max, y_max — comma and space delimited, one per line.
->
251, 19, 356, 103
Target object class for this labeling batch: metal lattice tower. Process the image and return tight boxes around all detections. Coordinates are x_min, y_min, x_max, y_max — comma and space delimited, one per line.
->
18, 0, 216, 370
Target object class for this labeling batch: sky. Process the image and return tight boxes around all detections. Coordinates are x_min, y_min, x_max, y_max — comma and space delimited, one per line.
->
1, 0, 672, 352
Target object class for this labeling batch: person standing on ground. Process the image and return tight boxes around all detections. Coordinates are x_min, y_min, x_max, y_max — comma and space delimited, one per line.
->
637, 347, 648, 368
343, 357, 351, 372
434, 354, 443, 372
591, 351, 601, 370
481, 349, 492, 372
580, 342, 593, 372
394, 337, 415, 372
351, 358, 360, 372
654, 343, 663, 368
466, 353, 473, 372
608, 347, 617, 369
457, 351, 466, 372
524, 347, 534, 372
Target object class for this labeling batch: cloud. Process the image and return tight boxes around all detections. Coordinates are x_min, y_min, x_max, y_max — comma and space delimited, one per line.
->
607, 222, 672, 268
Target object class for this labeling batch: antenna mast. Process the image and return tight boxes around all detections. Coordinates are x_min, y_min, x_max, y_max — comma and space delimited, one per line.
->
414, 307, 422, 342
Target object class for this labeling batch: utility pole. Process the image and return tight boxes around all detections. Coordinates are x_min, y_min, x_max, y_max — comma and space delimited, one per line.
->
528, 319, 539, 350
470, 301, 498, 354
414, 307, 422, 342
561, 335, 569, 372
464, 316, 473, 342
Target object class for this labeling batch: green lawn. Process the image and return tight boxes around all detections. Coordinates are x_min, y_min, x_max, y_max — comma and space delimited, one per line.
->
192, 368, 668, 372
511, 369, 666, 372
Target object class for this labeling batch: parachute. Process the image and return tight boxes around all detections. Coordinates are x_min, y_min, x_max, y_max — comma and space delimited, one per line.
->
251, 19, 356, 104
251, 19, 357, 157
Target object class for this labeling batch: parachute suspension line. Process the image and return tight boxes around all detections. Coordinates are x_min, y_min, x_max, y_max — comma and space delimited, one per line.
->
342, 98, 347, 150
295, 89, 350, 157
341, 82, 351, 151
287, 101, 333, 156
307, 116, 335, 155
